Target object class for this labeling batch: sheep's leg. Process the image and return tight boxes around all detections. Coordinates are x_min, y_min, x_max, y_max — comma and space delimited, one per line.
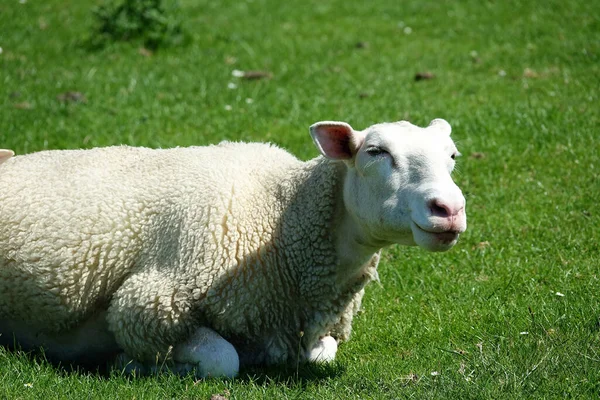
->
115, 327, 239, 378
330, 289, 365, 342
171, 326, 239, 377
107, 270, 238, 378
106, 270, 194, 364
306, 290, 365, 364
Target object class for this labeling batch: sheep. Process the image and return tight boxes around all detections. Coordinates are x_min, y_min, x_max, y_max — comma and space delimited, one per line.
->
0, 119, 467, 378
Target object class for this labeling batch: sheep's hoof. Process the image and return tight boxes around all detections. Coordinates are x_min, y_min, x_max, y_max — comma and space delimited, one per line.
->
172, 326, 239, 378
307, 335, 338, 363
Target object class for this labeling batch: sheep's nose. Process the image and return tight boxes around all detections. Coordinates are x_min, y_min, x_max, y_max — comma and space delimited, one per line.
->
426, 197, 467, 233
428, 198, 464, 218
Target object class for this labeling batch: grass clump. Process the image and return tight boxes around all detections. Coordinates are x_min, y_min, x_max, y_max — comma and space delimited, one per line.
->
89, 0, 187, 49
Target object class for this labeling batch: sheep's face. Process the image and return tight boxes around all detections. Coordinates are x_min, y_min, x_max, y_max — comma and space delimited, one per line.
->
310, 119, 466, 252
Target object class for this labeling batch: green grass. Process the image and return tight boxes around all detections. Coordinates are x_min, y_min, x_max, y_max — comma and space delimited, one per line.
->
1, 0, 599, 398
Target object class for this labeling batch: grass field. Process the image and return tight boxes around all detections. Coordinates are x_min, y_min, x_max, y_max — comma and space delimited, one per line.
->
1, 0, 599, 398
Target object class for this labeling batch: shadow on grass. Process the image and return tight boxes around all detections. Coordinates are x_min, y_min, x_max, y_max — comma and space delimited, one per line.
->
237, 362, 346, 387
1, 345, 345, 387
0, 345, 116, 379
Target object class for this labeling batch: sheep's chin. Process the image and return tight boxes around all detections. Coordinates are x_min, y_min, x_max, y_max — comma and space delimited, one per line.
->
410, 221, 459, 252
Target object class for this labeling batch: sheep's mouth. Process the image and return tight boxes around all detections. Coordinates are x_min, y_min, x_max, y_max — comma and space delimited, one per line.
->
413, 222, 460, 244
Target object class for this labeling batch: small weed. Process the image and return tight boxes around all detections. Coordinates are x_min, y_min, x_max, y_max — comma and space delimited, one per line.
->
88, 0, 187, 49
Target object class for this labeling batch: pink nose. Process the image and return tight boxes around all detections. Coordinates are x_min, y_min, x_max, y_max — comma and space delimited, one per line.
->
427, 198, 466, 232
428, 199, 463, 218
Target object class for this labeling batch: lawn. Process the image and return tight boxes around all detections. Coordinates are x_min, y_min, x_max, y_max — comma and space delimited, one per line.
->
1, 0, 599, 398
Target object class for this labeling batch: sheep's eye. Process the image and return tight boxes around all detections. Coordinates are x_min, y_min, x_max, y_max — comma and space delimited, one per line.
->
451, 152, 460, 160
366, 147, 387, 157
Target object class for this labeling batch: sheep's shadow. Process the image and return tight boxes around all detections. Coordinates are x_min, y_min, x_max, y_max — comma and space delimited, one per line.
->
0, 343, 118, 379
236, 362, 346, 386
1, 344, 344, 386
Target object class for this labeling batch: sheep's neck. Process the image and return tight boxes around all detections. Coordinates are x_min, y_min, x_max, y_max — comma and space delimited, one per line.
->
333, 210, 383, 289
281, 157, 383, 293
303, 158, 384, 289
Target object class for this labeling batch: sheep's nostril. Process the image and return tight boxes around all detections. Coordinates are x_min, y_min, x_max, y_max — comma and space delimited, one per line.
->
428, 199, 450, 218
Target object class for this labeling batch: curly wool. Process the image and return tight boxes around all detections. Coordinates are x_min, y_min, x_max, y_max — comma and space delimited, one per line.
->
0, 143, 376, 366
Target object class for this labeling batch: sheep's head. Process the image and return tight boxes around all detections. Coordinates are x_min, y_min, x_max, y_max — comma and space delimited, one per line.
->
310, 119, 466, 252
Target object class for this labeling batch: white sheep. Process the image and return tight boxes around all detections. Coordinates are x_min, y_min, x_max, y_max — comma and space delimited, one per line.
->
0, 119, 466, 378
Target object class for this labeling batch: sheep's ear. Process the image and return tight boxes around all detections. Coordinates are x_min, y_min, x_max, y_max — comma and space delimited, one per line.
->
0, 149, 14, 165
428, 118, 452, 136
309, 121, 362, 160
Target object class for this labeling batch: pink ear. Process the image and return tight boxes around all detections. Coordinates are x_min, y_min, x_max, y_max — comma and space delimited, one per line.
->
310, 121, 358, 160
0, 149, 14, 165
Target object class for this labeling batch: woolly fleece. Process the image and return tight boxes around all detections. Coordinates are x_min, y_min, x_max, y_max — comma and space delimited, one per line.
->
0, 143, 375, 368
